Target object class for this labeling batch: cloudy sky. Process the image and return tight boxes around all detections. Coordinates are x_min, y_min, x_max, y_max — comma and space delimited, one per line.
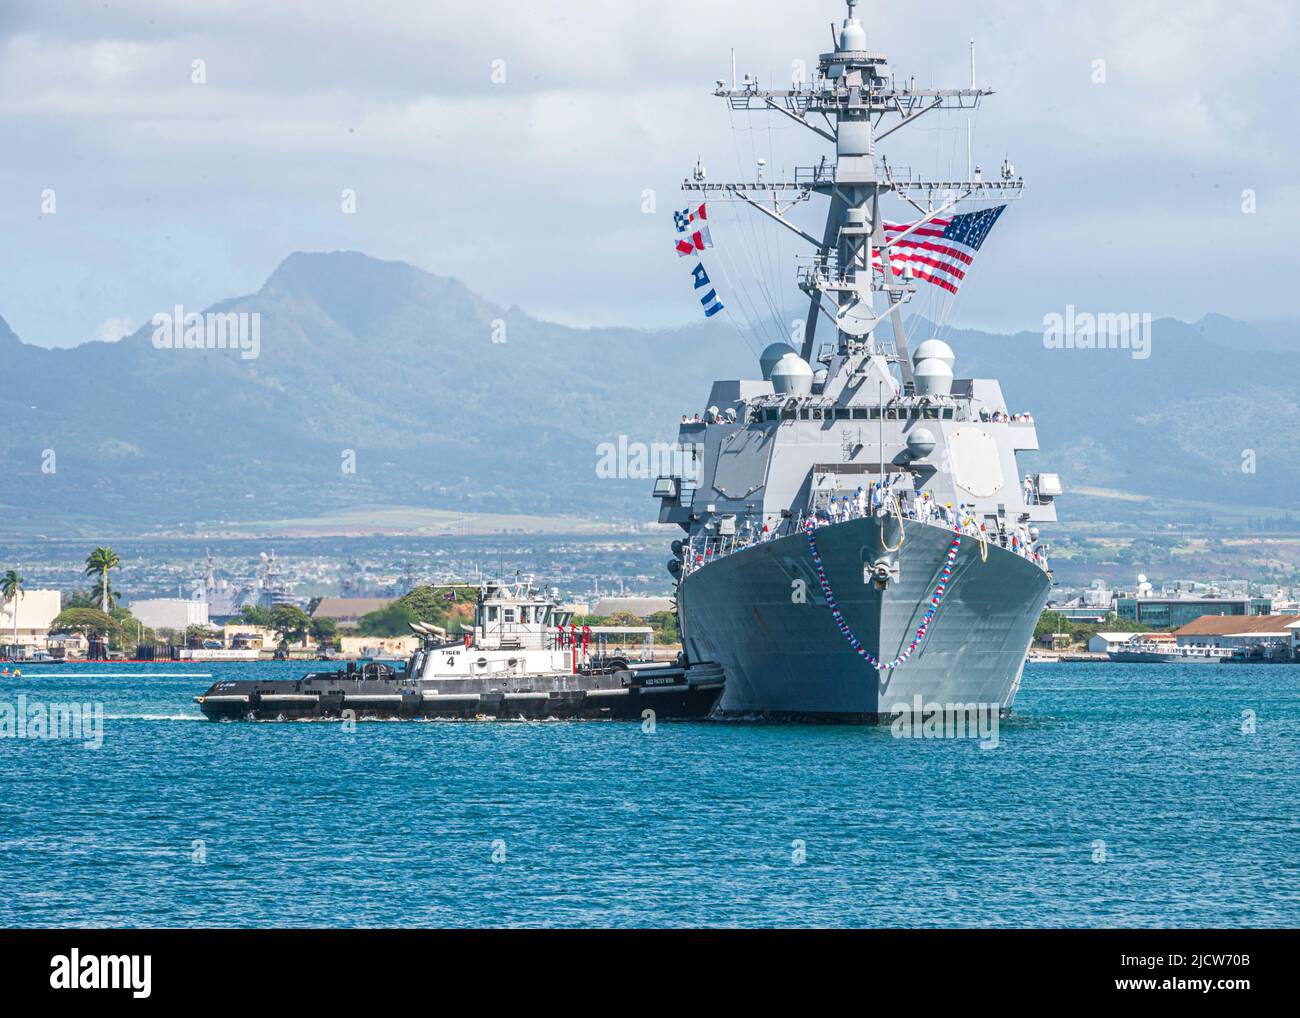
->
0, 0, 1294, 348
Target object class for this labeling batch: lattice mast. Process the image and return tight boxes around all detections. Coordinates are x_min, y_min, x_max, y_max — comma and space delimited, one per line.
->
685, 0, 1022, 390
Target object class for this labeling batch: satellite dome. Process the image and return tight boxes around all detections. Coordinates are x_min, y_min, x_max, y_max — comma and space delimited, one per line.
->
912, 338, 956, 369
839, 3, 867, 50
759, 342, 795, 380
771, 352, 814, 395
813, 368, 829, 387
906, 427, 936, 460
913, 357, 954, 397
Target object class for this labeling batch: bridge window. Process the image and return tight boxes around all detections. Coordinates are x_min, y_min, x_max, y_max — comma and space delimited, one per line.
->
765, 408, 778, 422
852, 408, 869, 420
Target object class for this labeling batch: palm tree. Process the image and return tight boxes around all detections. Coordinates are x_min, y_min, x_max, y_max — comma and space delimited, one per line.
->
1, 569, 24, 658
84, 547, 120, 613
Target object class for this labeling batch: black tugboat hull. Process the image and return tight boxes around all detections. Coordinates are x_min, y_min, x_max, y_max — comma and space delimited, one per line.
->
195, 664, 725, 722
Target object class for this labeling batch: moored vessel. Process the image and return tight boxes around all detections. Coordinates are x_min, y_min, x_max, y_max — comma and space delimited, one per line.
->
1107, 640, 1234, 664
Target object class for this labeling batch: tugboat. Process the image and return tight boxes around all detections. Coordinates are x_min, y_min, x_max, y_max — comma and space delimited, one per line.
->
194, 579, 724, 721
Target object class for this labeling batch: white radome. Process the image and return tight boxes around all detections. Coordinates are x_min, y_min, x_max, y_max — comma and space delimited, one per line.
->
771, 352, 814, 395
912, 338, 956, 369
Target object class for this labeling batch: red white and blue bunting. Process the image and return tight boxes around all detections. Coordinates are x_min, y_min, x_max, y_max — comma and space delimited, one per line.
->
803, 518, 961, 671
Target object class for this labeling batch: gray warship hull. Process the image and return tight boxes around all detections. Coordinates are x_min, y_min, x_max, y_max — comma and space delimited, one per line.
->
678, 516, 1050, 721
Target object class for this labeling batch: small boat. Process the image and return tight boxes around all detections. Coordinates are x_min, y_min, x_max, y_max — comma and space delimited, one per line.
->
195, 579, 725, 721
2, 650, 62, 664
1107, 640, 1233, 664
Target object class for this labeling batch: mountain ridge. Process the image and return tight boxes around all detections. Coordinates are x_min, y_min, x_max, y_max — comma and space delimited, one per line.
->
1, 250, 1294, 537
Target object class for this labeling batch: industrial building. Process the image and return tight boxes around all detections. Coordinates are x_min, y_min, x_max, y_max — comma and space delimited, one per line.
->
128, 597, 211, 632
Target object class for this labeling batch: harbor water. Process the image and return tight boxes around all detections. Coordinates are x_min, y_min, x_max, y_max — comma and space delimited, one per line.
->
1, 660, 1297, 927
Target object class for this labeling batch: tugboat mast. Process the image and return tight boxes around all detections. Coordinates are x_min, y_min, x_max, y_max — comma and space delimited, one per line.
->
684, 0, 1021, 389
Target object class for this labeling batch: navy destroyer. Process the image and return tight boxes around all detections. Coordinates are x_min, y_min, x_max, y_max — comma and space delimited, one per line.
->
656, 1, 1060, 720
195, 579, 724, 721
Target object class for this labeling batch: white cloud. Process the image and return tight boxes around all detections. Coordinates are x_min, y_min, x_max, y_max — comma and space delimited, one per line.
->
93, 315, 135, 343
0, 0, 1296, 346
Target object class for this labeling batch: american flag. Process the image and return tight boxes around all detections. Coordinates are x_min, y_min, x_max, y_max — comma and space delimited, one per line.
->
871, 204, 1006, 295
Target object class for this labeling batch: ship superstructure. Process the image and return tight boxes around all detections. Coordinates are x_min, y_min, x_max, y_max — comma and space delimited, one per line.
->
655, 1, 1061, 720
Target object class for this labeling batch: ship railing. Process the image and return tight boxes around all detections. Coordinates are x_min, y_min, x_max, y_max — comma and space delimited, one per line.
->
678, 492, 1050, 579
796, 262, 862, 292
794, 163, 838, 187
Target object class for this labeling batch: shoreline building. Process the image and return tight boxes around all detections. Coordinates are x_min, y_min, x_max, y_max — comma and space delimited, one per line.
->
1174, 615, 1300, 661
1115, 593, 1271, 629
310, 597, 394, 631
1086, 631, 1141, 655
589, 596, 675, 618
0, 588, 62, 655
129, 597, 210, 633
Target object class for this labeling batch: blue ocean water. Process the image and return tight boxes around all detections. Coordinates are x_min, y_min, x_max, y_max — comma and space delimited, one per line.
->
0, 660, 1297, 928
